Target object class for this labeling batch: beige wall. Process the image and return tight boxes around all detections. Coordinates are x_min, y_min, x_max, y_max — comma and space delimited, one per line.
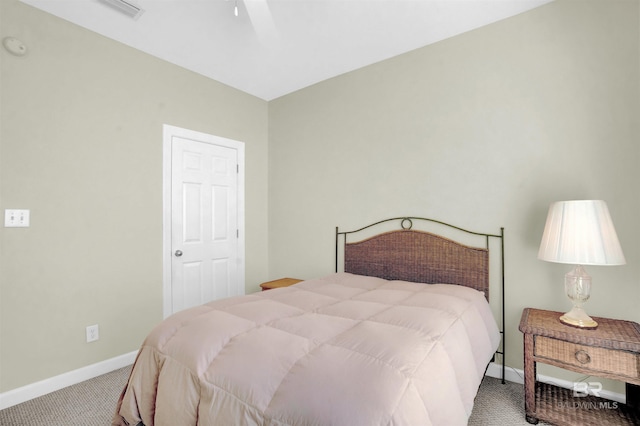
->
0, 0, 269, 391
269, 0, 639, 392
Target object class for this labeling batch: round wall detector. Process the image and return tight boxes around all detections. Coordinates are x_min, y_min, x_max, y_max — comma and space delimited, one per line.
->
3, 37, 28, 57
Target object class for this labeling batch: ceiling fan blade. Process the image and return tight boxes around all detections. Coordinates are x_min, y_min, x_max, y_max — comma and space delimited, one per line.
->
244, 0, 279, 45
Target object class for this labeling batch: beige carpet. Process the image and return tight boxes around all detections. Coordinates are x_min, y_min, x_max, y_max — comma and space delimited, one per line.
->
0, 367, 130, 426
0, 367, 543, 425
470, 376, 552, 425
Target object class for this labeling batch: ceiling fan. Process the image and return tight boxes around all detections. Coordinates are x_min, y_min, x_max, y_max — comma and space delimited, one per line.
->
98, 0, 278, 44
98, 0, 145, 20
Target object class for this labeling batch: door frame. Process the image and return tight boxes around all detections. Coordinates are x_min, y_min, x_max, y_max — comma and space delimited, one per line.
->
162, 124, 245, 318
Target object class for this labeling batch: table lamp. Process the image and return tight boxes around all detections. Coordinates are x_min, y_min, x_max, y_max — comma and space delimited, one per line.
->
538, 200, 626, 329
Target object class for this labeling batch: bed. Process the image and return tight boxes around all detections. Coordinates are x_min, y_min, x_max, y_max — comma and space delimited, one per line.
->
113, 217, 505, 426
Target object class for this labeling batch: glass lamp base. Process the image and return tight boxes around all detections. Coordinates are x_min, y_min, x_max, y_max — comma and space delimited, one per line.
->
559, 306, 598, 329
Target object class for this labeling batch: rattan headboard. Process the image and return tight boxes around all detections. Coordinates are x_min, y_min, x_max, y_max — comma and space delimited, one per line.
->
344, 229, 490, 298
335, 217, 504, 301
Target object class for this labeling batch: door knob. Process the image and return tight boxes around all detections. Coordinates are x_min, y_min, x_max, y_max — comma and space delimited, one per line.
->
175, 250, 183, 257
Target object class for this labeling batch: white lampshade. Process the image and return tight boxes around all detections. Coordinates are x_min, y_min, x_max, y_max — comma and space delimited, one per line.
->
538, 200, 626, 266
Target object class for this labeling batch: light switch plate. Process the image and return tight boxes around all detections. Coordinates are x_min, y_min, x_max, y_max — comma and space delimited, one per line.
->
4, 209, 30, 227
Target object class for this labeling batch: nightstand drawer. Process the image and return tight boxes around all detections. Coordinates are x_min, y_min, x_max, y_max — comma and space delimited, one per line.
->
535, 336, 640, 379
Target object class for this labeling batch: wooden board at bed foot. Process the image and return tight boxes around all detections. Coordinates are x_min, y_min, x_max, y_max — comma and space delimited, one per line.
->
260, 278, 303, 291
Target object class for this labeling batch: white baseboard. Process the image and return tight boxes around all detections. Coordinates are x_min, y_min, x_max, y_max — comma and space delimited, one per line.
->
0, 351, 137, 410
485, 361, 626, 404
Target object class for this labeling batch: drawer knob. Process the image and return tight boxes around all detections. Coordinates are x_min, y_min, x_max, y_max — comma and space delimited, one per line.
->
575, 350, 591, 364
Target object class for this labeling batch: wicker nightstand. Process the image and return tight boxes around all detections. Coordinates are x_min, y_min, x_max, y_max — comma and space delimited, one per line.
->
519, 308, 640, 425
259, 278, 303, 291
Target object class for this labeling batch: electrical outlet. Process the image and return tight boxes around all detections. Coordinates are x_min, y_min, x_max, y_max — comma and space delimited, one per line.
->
86, 324, 99, 343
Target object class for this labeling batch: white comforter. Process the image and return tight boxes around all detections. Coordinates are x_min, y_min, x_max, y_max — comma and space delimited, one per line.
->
114, 273, 500, 426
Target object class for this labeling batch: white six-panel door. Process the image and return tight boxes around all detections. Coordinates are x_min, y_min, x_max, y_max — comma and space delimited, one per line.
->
163, 125, 245, 317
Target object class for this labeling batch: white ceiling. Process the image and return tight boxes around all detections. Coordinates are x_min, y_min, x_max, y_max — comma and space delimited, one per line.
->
19, 0, 553, 101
